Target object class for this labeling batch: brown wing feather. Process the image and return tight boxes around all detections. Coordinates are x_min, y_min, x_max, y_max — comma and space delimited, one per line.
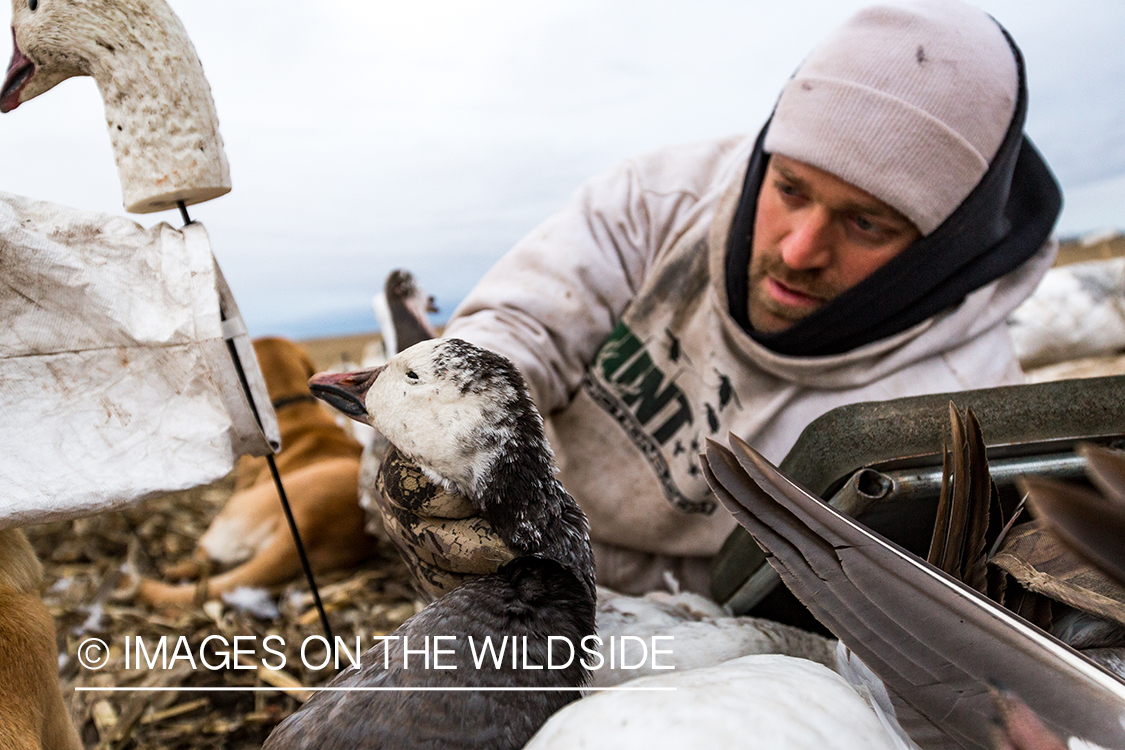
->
1080, 444, 1125, 508
944, 403, 970, 576
1020, 474, 1125, 586
963, 408, 994, 592
928, 421, 955, 570
927, 404, 993, 593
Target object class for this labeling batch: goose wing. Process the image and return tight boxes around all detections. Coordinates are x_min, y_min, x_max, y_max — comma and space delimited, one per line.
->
1020, 444, 1125, 586
701, 434, 1125, 750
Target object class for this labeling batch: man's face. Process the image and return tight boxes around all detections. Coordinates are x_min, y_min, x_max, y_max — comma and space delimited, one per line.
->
747, 155, 921, 334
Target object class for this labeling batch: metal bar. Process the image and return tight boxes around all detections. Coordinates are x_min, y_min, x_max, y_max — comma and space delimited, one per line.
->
828, 452, 1089, 516
718, 451, 1094, 615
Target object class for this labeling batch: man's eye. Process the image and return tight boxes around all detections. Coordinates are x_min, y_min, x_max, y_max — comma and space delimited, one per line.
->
778, 182, 800, 197
853, 215, 875, 232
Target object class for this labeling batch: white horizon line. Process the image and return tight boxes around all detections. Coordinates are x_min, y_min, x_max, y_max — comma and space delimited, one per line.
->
75, 686, 677, 693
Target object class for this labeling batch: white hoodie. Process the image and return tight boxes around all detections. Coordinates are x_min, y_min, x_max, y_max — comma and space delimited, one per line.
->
445, 134, 1055, 593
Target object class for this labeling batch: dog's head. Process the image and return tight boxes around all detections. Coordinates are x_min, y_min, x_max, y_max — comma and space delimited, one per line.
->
251, 337, 318, 403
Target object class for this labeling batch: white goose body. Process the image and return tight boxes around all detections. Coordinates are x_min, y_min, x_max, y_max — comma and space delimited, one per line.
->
525, 653, 911, 750
3, 0, 230, 212
591, 586, 838, 687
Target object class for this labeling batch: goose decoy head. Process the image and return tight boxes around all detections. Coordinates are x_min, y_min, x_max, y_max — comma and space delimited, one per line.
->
0, 30, 29, 112
2, 0, 74, 113
3, 0, 129, 112
2, 0, 231, 213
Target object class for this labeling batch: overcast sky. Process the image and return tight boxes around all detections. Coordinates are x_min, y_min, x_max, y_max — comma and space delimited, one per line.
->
2, 1, 1124, 338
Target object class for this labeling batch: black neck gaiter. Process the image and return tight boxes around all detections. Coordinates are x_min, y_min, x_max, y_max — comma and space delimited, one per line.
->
725, 29, 1062, 358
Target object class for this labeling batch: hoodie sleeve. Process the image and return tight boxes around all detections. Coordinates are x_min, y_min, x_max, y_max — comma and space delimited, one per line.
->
444, 146, 714, 414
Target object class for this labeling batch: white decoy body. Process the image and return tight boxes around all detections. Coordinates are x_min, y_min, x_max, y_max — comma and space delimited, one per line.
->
591, 586, 838, 687
525, 653, 911, 750
2, 0, 230, 212
524, 586, 915, 748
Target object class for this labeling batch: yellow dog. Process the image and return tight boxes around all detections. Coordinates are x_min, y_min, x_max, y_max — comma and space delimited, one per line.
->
0, 528, 82, 750
135, 337, 374, 606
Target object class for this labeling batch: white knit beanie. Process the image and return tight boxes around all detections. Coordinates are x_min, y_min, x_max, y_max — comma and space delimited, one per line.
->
763, 0, 1019, 236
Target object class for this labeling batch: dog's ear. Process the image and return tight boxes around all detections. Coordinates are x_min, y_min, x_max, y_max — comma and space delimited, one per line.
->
298, 349, 317, 380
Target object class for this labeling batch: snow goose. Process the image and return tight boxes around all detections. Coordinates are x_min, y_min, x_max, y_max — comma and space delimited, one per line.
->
264, 339, 596, 750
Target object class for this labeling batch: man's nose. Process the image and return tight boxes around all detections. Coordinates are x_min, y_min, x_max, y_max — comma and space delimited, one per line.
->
779, 211, 833, 270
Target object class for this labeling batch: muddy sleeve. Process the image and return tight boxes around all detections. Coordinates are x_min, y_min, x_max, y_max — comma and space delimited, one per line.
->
444, 154, 701, 414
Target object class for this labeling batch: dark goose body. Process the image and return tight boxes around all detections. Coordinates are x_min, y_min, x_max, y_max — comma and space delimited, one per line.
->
263, 557, 594, 750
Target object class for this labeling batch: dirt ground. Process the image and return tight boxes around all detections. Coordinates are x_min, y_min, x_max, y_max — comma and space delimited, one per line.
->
26, 476, 424, 750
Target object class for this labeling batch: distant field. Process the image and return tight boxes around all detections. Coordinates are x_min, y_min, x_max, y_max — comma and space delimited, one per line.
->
299, 331, 384, 370
293, 234, 1123, 370
299, 327, 447, 370
1055, 233, 1125, 266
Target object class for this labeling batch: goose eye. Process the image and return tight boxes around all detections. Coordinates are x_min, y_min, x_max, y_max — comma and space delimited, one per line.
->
28, 0, 38, 11
405, 370, 419, 381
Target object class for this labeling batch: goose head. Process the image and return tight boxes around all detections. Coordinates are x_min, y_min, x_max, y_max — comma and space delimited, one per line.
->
311, 338, 595, 594
310, 338, 552, 504
2, 0, 230, 213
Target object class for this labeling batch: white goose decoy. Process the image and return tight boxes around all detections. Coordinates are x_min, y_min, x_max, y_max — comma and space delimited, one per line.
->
0, 4, 265, 747
0, 0, 276, 523
590, 585, 838, 688
525, 653, 911, 750
702, 434, 1125, 750
2, 0, 230, 213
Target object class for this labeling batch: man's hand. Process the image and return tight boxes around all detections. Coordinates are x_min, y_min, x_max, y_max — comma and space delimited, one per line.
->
374, 444, 516, 598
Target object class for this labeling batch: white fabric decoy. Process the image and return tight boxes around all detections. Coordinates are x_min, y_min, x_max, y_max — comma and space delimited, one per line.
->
1007, 257, 1125, 369
0, 194, 277, 527
525, 654, 912, 750
0, 0, 275, 524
